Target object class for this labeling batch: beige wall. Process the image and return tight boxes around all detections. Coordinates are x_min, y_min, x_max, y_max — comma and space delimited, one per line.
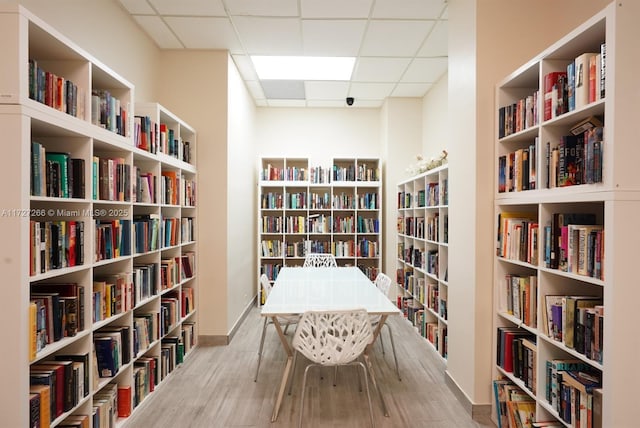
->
156, 50, 231, 338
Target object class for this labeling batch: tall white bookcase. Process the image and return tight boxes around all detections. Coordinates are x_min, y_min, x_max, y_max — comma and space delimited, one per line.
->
492, 2, 640, 427
396, 164, 449, 360
257, 157, 382, 304
0, 5, 197, 427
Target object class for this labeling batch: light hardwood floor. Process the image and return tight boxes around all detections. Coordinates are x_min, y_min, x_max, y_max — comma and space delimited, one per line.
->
124, 306, 495, 428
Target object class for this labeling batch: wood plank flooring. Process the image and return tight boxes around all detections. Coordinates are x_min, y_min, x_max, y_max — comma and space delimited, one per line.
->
124, 307, 495, 428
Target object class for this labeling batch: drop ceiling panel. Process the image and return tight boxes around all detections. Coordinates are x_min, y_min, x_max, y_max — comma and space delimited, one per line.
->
119, 0, 449, 107
119, 0, 156, 15
261, 80, 306, 100
225, 0, 299, 17
302, 20, 367, 56
418, 21, 448, 57
360, 20, 434, 57
231, 54, 259, 81
391, 82, 433, 97
349, 82, 395, 99
133, 15, 184, 49
233, 16, 303, 54
148, 0, 226, 16
372, 0, 446, 19
304, 81, 350, 100
402, 57, 448, 82
300, 0, 373, 18
352, 57, 412, 82
164, 17, 242, 50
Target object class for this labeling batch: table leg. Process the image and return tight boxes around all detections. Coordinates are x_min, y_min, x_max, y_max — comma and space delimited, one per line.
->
270, 316, 294, 422
365, 314, 390, 417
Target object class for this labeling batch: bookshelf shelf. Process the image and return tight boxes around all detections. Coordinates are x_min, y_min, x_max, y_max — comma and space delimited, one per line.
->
0, 5, 197, 427
257, 157, 382, 304
492, 2, 640, 427
396, 164, 449, 361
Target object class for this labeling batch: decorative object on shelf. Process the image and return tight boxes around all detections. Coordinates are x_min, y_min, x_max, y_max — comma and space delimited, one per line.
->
406, 150, 448, 176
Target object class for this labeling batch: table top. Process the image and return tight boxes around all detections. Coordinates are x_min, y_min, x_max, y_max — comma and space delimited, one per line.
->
261, 266, 401, 316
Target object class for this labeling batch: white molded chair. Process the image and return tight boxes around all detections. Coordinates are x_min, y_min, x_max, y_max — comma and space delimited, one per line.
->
302, 252, 337, 267
371, 272, 401, 380
254, 274, 299, 382
291, 309, 375, 428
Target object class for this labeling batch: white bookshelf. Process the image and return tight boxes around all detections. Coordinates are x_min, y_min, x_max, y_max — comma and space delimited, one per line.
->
0, 5, 197, 427
396, 164, 449, 360
257, 157, 382, 304
492, 2, 640, 427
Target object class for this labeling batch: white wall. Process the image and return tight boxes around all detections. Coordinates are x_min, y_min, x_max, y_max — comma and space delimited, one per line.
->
422, 73, 449, 160
255, 107, 381, 165
226, 54, 257, 332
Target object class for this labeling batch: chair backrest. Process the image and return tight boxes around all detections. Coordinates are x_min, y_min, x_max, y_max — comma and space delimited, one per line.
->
303, 253, 338, 267
374, 272, 393, 298
260, 273, 272, 298
292, 309, 372, 366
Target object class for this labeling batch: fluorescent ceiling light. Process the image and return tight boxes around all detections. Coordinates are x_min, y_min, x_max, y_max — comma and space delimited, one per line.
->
251, 56, 355, 80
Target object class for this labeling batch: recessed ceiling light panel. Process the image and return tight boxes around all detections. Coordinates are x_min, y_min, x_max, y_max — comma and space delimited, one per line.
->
251, 55, 355, 80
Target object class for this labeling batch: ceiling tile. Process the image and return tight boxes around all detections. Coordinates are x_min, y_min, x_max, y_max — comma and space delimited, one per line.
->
245, 80, 266, 99
391, 82, 433, 97
372, 0, 446, 19
133, 15, 184, 49
304, 81, 350, 100
233, 17, 303, 55
261, 80, 306, 99
231, 54, 259, 81
226, 0, 299, 17
164, 16, 242, 50
402, 57, 448, 82
118, 0, 156, 15
352, 57, 411, 82
418, 20, 447, 57
148, 0, 226, 16
349, 82, 395, 99
301, 0, 373, 18
360, 20, 434, 57
302, 20, 366, 56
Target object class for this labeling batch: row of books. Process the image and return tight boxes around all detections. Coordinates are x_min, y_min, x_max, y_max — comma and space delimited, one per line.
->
95, 219, 131, 261
543, 295, 604, 363
358, 265, 380, 282
92, 90, 128, 137
31, 143, 85, 198
30, 220, 85, 276
498, 90, 540, 139
29, 59, 84, 120
94, 156, 131, 202
496, 212, 538, 264
30, 283, 85, 358
409, 305, 447, 358
500, 274, 538, 328
493, 379, 536, 428
332, 163, 380, 182
545, 125, 604, 189
30, 353, 90, 426
498, 142, 537, 193
545, 359, 602, 427
261, 164, 308, 181
544, 212, 604, 280
133, 117, 193, 164
544, 45, 606, 122
93, 273, 134, 323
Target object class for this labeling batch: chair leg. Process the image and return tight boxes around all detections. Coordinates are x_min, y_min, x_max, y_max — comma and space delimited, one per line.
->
254, 317, 269, 382
287, 351, 298, 395
378, 331, 386, 355
385, 324, 401, 381
298, 364, 314, 428
356, 362, 375, 428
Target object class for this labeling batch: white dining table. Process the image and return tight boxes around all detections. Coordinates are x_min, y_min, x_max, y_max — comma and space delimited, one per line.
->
261, 266, 401, 422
